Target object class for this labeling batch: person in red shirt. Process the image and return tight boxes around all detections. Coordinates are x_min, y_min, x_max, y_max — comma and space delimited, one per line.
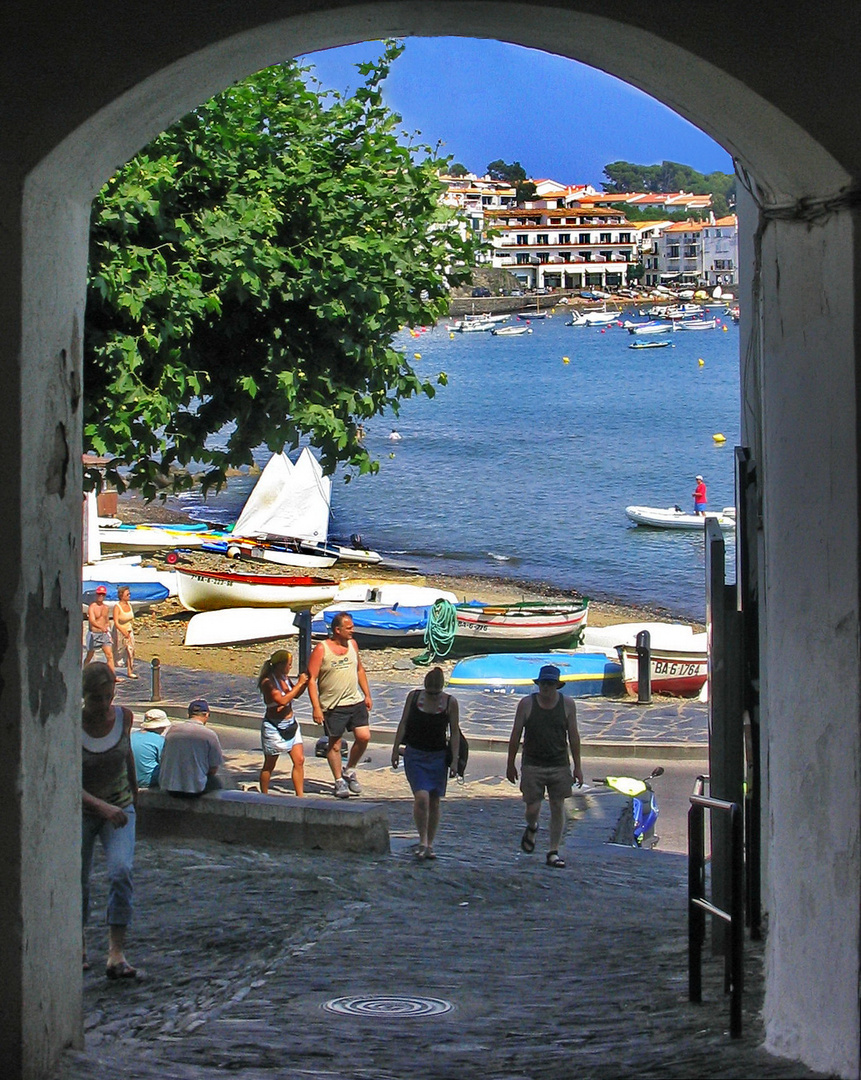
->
693, 475, 708, 514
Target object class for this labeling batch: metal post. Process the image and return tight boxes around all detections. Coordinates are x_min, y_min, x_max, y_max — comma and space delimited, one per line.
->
150, 656, 161, 701
297, 610, 312, 672
688, 801, 705, 1003
636, 629, 652, 703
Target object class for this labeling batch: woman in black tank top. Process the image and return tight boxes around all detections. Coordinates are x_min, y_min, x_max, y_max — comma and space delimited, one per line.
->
391, 667, 461, 861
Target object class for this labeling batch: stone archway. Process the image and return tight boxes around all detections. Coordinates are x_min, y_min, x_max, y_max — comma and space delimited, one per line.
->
3, 5, 860, 1078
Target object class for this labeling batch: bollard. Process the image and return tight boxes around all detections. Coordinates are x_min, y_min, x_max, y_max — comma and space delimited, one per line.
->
150, 656, 161, 701
296, 610, 312, 672
636, 629, 652, 703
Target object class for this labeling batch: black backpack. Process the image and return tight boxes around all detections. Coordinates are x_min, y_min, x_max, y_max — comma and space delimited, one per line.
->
446, 733, 469, 780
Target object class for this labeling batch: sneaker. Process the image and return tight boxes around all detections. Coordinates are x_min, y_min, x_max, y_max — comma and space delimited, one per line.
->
344, 769, 362, 795
333, 778, 350, 799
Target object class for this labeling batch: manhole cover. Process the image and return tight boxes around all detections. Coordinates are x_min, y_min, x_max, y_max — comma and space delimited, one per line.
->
322, 995, 453, 1018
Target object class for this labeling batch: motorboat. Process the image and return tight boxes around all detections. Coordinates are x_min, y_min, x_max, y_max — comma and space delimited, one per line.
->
625, 505, 736, 530
629, 340, 673, 350
491, 325, 532, 336
623, 320, 674, 335
674, 318, 718, 331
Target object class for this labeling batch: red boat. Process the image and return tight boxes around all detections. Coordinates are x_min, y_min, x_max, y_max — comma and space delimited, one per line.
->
618, 644, 708, 698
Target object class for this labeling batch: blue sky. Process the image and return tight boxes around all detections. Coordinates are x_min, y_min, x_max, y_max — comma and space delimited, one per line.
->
301, 38, 733, 190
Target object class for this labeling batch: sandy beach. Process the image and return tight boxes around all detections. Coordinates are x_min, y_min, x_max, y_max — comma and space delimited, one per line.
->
110, 490, 704, 686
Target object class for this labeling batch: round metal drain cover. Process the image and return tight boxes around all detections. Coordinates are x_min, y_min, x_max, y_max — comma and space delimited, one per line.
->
323, 995, 453, 1018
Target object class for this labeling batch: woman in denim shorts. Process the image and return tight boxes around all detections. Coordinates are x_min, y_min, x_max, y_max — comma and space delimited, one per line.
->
258, 650, 309, 795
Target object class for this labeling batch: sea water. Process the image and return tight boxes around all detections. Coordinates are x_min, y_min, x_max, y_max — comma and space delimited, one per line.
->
171, 307, 741, 621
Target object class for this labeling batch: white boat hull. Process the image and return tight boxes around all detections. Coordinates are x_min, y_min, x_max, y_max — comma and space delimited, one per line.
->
176, 568, 338, 612
99, 526, 208, 552
184, 607, 299, 646
625, 505, 736, 530
227, 538, 337, 569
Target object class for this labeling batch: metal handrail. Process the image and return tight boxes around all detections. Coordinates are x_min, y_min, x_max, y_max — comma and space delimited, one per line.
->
689, 776, 744, 1038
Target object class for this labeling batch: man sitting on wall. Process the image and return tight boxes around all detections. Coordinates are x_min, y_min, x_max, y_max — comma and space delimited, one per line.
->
158, 699, 225, 797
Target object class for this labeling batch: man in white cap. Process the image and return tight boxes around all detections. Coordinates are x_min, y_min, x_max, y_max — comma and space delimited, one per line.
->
693, 474, 708, 515
84, 585, 114, 671
131, 709, 171, 788
506, 664, 582, 869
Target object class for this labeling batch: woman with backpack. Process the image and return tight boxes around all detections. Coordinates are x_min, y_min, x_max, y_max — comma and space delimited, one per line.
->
391, 666, 462, 861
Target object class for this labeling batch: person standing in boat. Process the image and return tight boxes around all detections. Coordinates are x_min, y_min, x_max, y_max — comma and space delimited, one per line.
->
112, 585, 138, 678
692, 474, 708, 515
257, 649, 310, 796
391, 666, 461, 861
307, 613, 372, 799
506, 664, 582, 869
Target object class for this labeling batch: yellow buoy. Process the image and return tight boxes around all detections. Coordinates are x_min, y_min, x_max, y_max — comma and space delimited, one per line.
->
414, 353, 421, 360
562, 356, 570, 365
698, 358, 705, 367
723, 326, 728, 331
713, 433, 726, 443
449, 333, 455, 340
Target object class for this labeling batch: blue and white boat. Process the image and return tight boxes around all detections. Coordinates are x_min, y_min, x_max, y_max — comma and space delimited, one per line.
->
311, 604, 432, 648
448, 650, 623, 696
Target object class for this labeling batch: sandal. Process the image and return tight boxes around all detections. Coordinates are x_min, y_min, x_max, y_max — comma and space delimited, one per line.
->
520, 824, 538, 854
546, 851, 566, 869
106, 960, 140, 981
424, 847, 436, 860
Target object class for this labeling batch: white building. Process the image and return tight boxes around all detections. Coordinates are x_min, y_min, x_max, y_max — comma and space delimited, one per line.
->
700, 214, 739, 286
486, 200, 637, 290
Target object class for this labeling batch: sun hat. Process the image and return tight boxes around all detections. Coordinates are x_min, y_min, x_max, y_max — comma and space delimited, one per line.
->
95, 585, 107, 594
141, 708, 170, 731
269, 649, 291, 666
188, 698, 210, 716
534, 664, 564, 687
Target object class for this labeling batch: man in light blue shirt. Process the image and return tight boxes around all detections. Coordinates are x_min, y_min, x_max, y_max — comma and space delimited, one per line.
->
131, 708, 171, 787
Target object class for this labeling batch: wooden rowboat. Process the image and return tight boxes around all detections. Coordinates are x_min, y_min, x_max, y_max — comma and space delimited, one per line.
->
618, 643, 708, 697
176, 567, 338, 612
452, 599, 589, 654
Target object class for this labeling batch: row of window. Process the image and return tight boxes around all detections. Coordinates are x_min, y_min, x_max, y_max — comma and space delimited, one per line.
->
515, 232, 632, 245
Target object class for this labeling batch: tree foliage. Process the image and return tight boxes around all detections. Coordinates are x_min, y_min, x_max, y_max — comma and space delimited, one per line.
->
601, 160, 735, 217
85, 42, 478, 498
486, 159, 527, 183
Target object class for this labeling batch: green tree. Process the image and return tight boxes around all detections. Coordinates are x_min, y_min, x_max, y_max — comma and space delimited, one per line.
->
486, 159, 527, 184
85, 42, 478, 499
447, 162, 469, 177
601, 159, 736, 216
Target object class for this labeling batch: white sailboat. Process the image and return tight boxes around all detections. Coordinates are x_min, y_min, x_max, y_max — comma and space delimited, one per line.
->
228, 448, 381, 567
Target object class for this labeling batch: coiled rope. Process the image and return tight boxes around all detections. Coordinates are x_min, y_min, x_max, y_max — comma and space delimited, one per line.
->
412, 599, 459, 666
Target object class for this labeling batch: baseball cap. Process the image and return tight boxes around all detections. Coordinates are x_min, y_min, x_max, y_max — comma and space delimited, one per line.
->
188, 698, 210, 716
95, 585, 108, 595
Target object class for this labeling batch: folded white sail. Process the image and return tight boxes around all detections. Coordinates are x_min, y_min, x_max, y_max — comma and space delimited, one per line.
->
233, 447, 331, 542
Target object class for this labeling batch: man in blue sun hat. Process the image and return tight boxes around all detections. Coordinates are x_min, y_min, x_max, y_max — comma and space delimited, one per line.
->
506, 664, 582, 869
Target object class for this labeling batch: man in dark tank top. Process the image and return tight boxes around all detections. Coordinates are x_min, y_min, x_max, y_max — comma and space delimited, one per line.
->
506, 664, 583, 869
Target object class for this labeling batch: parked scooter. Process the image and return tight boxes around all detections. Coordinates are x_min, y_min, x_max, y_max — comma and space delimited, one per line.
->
591, 766, 664, 848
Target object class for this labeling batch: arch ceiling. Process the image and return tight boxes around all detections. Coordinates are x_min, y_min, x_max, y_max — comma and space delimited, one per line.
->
24, 2, 851, 207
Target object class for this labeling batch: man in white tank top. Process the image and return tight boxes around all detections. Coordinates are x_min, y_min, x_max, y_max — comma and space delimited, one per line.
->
307, 613, 372, 798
